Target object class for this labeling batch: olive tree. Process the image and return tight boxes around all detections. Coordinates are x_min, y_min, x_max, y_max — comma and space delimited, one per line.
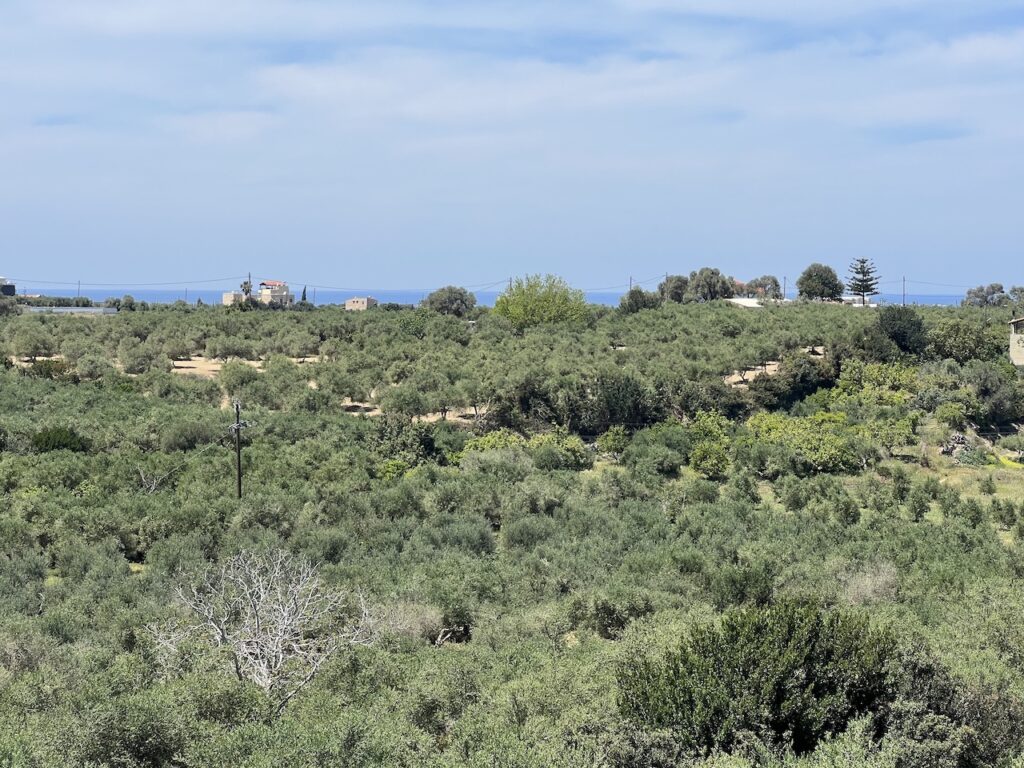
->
619, 286, 661, 314
878, 306, 926, 356
658, 274, 689, 303
688, 267, 736, 302
423, 285, 477, 317
743, 275, 782, 300
11, 323, 54, 361
963, 283, 1009, 307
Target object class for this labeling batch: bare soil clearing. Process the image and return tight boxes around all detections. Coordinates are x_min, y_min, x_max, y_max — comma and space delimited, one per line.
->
171, 357, 259, 379
416, 407, 487, 424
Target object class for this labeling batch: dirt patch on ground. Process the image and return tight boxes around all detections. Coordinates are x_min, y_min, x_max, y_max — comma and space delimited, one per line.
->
416, 407, 487, 424
336, 399, 486, 424
725, 361, 781, 388
341, 398, 382, 417
171, 357, 261, 380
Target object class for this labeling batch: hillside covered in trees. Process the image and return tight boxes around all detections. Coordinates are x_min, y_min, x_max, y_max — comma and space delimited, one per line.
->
2, 285, 1024, 767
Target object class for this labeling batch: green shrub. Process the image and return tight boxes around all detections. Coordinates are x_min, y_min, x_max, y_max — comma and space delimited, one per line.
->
617, 600, 895, 756
526, 429, 592, 471
994, 499, 1017, 530
597, 425, 631, 456
589, 591, 655, 639
376, 458, 411, 481
689, 441, 729, 480
25, 358, 76, 381
708, 559, 776, 609
724, 472, 761, 504
935, 402, 968, 430
681, 477, 721, 505
32, 426, 90, 453
219, 360, 260, 393
957, 446, 990, 467
908, 486, 930, 522
76, 354, 116, 380
82, 690, 188, 768
745, 412, 879, 475
889, 466, 911, 503
160, 421, 222, 452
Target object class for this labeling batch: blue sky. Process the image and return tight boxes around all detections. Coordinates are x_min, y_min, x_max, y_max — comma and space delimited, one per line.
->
2, 0, 1023, 292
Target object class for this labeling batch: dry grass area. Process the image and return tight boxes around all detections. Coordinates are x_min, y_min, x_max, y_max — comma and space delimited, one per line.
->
416, 407, 486, 424
725, 361, 780, 388
171, 356, 318, 380
170, 356, 259, 379
167, 357, 482, 423
8, 354, 64, 368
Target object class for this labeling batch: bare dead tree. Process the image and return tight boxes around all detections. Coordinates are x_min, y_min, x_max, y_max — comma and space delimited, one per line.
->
167, 548, 373, 716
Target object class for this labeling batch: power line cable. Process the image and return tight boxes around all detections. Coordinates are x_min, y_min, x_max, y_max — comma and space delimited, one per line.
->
906, 279, 974, 290
9, 275, 248, 287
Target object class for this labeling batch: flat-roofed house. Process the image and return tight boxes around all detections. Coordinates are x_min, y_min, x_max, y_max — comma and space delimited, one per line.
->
345, 296, 378, 311
258, 280, 294, 306
1010, 318, 1024, 366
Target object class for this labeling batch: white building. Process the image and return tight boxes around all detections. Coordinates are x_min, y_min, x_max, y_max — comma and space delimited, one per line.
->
258, 280, 294, 306
1010, 318, 1024, 366
345, 296, 378, 311
223, 280, 295, 306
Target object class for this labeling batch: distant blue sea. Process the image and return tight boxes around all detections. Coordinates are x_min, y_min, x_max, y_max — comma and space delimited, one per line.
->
13, 286, 963, 308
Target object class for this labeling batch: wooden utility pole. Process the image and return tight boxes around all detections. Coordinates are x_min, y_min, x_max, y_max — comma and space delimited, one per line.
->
902, 276, 907, 306
783, 276, 787, 301
232, 400, 245, 499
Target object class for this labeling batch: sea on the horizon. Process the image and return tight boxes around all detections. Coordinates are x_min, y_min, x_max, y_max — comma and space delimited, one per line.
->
13, 288, 964, 308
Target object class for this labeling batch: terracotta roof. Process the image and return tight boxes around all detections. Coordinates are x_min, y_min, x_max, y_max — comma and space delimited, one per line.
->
260, 280, 287, 287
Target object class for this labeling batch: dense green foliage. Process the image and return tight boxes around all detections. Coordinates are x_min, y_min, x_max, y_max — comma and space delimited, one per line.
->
798, 263, 844, 301
619, 601, 895, 755
493, 274, 587, 331
423, 286, 478, 318
1, 295, 1024, 766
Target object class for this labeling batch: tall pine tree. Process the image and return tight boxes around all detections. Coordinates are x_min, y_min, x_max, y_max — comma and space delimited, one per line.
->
847, 258, 880, 305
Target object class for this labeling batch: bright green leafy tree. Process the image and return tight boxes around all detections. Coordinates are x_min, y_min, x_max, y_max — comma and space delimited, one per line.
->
493, 274, 587, 332
797, 263, 844, 301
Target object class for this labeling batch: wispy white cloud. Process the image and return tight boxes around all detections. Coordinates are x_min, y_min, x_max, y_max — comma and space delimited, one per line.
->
1, 0, 1023, 285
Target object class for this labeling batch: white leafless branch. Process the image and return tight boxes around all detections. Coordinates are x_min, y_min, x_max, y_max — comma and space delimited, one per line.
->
165, 548, 374, 715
